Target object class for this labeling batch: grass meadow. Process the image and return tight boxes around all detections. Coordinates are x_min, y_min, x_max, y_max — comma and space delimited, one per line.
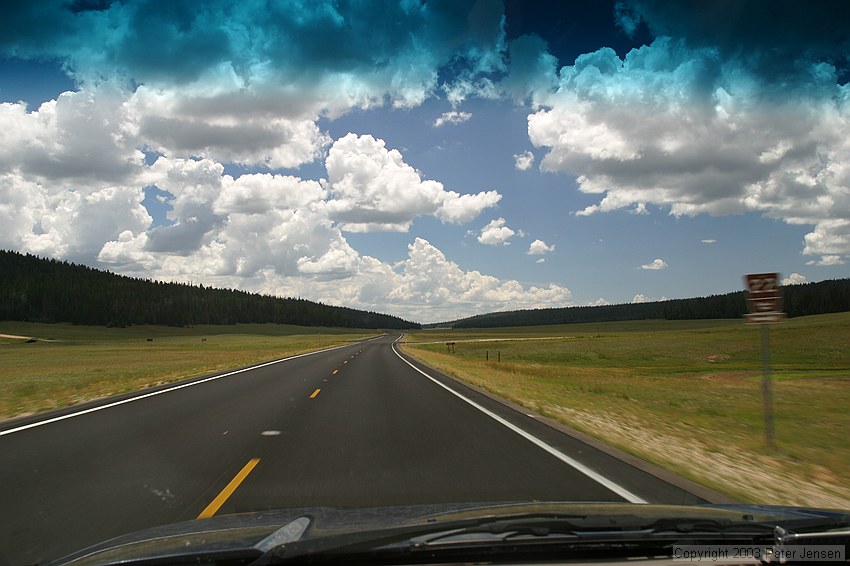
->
402, 313, 850, 508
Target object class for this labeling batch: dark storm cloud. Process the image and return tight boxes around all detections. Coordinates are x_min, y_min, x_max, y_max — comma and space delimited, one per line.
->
616, 0, 850, 84
1, 0, 507, 89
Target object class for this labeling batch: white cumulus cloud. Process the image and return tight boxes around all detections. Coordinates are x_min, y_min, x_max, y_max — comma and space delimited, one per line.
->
641, 258, 668, 270
95, 154, 356, 280
513, 150, 535, 170
806, 255, 846, 266
527, 38, 850, 259
0, 85, 153, 264
528, 239, 555, 255
781, 273, 808, 285
326, 133, 500, 232
382, 238, 572, 321
433, 110, 472, 127
477, 217, 516, 245
131, 78, 332, 169
0, 85, 145, 185
632, 293, 668, 303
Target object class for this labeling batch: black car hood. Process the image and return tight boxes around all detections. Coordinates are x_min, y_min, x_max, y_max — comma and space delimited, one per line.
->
53, 501, 850, 565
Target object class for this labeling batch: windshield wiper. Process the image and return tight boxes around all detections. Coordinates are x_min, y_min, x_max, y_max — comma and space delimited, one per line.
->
412, 515, 773, 543
249, 513, 787, 565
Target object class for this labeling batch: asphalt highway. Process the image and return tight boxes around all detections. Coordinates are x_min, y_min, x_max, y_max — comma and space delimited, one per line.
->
0, 334, 710, 564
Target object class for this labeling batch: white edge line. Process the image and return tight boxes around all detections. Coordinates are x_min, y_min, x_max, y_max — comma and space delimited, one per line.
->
1, 343, 353, 437
391, 342, 648, 504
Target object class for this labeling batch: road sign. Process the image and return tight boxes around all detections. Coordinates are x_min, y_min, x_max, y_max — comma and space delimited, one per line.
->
745, 272, 779, 294
743, 272, 786, 448
744, 312, 787, 324
744, 273, 783, 319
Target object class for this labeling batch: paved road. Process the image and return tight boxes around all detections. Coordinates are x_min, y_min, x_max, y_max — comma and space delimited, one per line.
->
0, 334, 708, 564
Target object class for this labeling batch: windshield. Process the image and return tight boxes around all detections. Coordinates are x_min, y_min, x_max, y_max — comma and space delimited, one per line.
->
1, 1, 849, 565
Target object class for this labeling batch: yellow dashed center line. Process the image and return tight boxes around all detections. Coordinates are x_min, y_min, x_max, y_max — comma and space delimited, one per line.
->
197, 458, 260, 519
310, 388, 321, 398
332, 369, 339, 374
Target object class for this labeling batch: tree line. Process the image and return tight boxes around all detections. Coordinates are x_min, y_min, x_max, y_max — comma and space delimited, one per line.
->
0, 250, 419, 329
447, 278, 850, 329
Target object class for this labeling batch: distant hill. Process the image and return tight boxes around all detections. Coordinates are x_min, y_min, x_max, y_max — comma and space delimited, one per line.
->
441, 279, 850, 329
0, 250, 419, 330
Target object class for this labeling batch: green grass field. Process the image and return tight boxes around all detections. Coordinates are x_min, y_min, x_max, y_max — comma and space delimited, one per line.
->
402, 313, 850, 508
0, 321, 375, 420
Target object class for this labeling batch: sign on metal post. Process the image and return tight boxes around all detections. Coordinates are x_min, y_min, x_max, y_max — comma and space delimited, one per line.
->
744, 273, 786, 324
744, 273, 786, 447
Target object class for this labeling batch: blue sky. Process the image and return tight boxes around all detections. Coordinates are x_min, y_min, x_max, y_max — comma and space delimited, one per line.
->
1, 1, 848, 323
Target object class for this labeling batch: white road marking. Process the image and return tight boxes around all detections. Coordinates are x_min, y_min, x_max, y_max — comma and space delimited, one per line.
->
1, 343, 354, 437
391, 342, 648, 504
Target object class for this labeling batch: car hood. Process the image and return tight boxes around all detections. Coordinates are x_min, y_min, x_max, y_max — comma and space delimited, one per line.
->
53, 501, 850, 565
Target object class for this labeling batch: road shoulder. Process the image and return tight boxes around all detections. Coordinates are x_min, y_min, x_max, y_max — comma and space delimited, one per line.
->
396, 343, 736, 505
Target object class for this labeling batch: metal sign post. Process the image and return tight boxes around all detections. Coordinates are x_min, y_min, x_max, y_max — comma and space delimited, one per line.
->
744, 273, 786, 448
759, 323, 775, 446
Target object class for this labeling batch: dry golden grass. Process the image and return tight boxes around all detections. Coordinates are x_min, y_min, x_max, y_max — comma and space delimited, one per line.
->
403, 314, 850, 508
